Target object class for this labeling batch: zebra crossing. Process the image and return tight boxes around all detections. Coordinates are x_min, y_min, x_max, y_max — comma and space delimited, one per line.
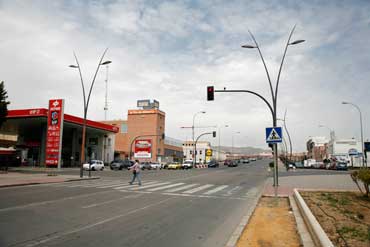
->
50, 179, 260, 200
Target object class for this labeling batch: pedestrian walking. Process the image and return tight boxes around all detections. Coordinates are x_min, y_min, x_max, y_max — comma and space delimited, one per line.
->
129, 159, 142, 185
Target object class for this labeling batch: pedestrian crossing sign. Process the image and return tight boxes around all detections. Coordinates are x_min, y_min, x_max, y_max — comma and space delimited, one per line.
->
265, 127, 282, 143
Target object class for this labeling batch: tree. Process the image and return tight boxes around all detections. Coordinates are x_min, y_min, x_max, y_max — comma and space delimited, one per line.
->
0, 81, 10, 128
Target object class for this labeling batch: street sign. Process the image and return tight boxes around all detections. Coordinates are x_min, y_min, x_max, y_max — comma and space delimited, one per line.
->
265, 127, 282, 143
348, 148, 358, 156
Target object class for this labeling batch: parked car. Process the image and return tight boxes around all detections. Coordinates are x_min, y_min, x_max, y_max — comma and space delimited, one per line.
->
207, 160, 219, 168
149, 162, 161, 169
83, 160, 104, 171
228, 160, 238, 167
242, 159, 250, 163
110, 159, 134, 170
140, 162, 152, 170
336, 162, 348, 171
224, 160, 232, 166
250, 157, 257, 162
181, 160, 193, 169
168, 162, 182, 170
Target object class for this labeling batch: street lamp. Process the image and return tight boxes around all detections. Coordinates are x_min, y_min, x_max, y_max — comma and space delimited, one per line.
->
318, 124, 334, 140
69, 49, 111, 178
277, 110, 292, 161
103, 61, 112, 120
241, 25, 304, 187
192, 111, 206, 165
231, 131, 241, 158
218, 125, 229, 161
342, 101, 366, 167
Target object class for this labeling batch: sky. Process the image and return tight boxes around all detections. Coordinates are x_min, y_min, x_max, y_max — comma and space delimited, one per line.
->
2, 0, 370, 152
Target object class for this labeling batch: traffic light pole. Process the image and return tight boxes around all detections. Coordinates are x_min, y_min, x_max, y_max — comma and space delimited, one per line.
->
194, 131, 216, 166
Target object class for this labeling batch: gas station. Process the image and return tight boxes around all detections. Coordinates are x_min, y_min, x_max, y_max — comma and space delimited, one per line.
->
1, 100, 118, 167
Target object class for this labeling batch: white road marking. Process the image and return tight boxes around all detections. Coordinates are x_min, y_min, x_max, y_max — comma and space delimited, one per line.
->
182, 184, 214, 194
24, 197, 173, 247
0, 190, 115, 213
96, 181, 134, 188
223, 186, 242, 196
147, 183, 185, 192
244, 187, 259, 198
129, 182, 170, 191
203, 185, 229, 195
164, 184, 199, 193
81, 194, 143, 208
113, 181, 158, 190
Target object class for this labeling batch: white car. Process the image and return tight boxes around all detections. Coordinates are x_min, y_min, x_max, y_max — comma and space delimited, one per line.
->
83, 160, 105, 171
149, 162, 161, 169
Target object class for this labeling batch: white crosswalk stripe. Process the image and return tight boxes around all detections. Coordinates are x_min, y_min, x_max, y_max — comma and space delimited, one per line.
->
203, 185, 229, 195
129, 182, 170, 191
97, 182, 131, 188
182, 184, 214, 194
113, 181, 158, 190
147, 183, 185, 192
164, 184, 199, 193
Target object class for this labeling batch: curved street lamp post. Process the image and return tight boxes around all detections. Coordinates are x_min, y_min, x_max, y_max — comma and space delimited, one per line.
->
192, 111, 206, 165
218, 125, 229, 161
69, 49, 111, 178
213, 26, 304, 188
342, 102, 366, 167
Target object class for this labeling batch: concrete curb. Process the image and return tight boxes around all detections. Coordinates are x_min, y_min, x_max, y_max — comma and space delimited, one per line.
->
293, 189, 334, 247
289, 195, 315, 247
224, 180, 267, 247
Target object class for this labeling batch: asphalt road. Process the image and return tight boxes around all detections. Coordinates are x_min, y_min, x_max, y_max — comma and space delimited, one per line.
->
0, 160, 270, 247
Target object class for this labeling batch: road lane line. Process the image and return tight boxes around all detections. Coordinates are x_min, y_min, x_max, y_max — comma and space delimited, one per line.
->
203, 185, 229, 195
129, 182, 170, 190
182, 184, 214, 194
147, 183, 185, 192
223, 186, 242, 196
113, 181, 158, 190
0, 190, 115, 213
24, 197, 174, 247
164, 184, 199, 193
81, 194, 143, 208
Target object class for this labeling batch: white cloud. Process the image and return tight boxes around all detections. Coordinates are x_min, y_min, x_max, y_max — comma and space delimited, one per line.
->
2, 0, 370, 151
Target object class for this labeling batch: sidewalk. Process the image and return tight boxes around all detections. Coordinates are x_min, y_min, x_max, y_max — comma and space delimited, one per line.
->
263, 173, 357, 197
0, 171, 98, 188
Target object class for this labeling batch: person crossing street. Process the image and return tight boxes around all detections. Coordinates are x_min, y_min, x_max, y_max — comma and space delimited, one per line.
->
129, 159, 142, 186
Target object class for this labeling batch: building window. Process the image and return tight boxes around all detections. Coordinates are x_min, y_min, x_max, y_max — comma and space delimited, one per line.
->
190, 150, 192, 155
108, 138, 111, 146
121, 123, 128, 133
200, 150, 202, 155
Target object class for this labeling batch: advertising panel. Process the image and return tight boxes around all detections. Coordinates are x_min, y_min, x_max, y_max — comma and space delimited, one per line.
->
45, 99, 64, 168
134, 139, 152, 158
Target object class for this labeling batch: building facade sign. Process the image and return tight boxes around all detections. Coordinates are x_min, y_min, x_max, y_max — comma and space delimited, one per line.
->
134, 139, 152, 158
45, 99, 64, 168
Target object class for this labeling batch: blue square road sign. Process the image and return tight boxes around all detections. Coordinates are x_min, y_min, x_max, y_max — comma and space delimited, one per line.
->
266, 127, 282, 143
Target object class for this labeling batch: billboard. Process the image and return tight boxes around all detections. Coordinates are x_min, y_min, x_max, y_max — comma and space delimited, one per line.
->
134, 139, 152, 158
45, 99, 64, 168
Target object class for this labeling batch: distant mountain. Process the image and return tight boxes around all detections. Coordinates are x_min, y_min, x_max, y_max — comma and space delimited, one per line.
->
214, 146, 271, 155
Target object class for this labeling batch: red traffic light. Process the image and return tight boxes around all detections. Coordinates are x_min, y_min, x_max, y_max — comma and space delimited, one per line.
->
207, 86, 214, 101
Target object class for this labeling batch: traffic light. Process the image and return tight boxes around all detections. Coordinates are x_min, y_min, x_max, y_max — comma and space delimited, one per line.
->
207, 86, 214, 101
268, 143, 273, 149
213, 131, 216, 137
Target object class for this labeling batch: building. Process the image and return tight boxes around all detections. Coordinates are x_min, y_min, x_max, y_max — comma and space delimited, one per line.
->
306, 136, 329, 161
182, 141, 212, 164
1, 103, 118, 167
102, 100, 183, 163
328, 138, 363, 167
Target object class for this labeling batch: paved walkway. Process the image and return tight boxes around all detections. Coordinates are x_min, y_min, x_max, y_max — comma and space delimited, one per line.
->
0, 171, 98, 187
263, 173, 357, 197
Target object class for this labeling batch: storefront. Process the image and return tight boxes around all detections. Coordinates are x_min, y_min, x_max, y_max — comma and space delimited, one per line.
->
2, 106, 118, 167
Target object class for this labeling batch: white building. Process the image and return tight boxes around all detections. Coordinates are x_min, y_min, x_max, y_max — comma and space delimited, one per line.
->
328, 138, 363, 167
182, 141, 212, 164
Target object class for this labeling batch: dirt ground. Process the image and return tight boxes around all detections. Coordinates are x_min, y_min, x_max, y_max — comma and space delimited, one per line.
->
301, 191, 370, 247
237, 196, 301, 247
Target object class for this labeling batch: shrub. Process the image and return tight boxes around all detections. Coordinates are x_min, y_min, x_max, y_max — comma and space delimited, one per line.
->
351, 169, 370, 197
